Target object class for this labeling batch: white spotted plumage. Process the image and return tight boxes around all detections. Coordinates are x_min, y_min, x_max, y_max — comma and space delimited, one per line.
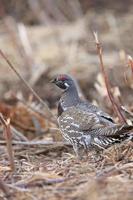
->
52, 74, 133, 156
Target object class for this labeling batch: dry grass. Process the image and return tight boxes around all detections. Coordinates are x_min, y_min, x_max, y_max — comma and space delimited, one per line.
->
0, 1, 133, 199
0, 139, 132, 200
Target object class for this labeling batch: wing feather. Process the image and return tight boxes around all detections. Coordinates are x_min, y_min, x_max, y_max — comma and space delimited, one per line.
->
59, 106, 102, 132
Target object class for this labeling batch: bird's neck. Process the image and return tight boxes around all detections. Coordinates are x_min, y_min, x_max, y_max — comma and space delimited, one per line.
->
58, 86, 80, 116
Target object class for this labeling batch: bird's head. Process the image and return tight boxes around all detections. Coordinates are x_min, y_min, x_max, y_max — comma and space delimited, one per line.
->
51, 74, 74, 90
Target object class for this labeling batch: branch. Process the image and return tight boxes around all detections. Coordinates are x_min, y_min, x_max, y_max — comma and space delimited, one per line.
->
93, 32, 127, 123
127, 55, 133, 76
0, 113, 15, 171
0, 49, 57, 125
0, 140, 70, 146
0, 179, 12, 200
121, 106, 133, 120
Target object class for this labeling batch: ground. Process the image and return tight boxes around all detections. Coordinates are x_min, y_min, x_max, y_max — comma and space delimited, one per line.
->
0, 1, 133, 199
0, 140, 133, 200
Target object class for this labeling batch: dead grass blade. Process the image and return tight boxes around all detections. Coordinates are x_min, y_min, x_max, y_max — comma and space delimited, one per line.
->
93, 32, 127, 123
0, 179, 12, 200
0, 49, 57, 125
127, 55, 133, 76
0, 113, 15, 171
0, 140, 67, 146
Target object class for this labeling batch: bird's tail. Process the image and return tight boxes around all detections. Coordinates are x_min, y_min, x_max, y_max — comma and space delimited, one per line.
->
92, 124, 133, 136
90, 124, 133, 149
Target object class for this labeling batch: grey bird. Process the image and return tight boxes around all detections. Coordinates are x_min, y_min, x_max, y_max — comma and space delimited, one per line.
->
51, 74, 133, 157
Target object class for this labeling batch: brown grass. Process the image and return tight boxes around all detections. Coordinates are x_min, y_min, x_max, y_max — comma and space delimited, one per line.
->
0, 1, 133, 199
0, 140, 132, 200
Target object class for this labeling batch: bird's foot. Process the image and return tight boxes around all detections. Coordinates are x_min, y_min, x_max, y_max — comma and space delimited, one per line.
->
90, 153, 103, 163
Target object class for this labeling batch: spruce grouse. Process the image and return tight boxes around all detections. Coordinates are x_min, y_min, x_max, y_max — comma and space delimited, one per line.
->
51, 74, 133, 157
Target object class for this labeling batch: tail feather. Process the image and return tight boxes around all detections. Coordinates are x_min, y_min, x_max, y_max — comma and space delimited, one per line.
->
90, 125, 133, 137
89, 125, 133, 149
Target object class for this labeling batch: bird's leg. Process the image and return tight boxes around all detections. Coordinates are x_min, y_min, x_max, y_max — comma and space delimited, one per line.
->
84, 147, 89, 158
83, 140, 89, 157
73, 143, 81, 160
80, 136, 89, 159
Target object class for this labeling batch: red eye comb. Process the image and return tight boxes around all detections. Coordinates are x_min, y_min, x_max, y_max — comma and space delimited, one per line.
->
58, 74, 67, 81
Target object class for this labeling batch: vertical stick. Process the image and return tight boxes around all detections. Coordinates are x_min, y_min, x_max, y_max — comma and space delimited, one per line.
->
93, 32, 126, 123
128, 55, 133, 76
0, 49, 57, 125
0, 114, 15, 171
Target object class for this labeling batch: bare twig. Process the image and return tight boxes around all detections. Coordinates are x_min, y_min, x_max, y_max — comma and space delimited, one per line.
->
11, 126, 29, 141
127, 55, 133, 76
121, 106, 133, 119
16, 177, 69, 188
0, 179, 12, 200
93, 32, 127, 123
0, 113, 15, 171
0, 49, 57, 125
0, 140, 69, 146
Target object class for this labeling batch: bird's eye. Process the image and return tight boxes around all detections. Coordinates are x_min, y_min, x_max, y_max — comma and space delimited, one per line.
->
64, 82, 69, 88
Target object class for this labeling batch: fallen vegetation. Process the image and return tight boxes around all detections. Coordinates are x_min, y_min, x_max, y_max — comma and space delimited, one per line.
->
0, 1, 133, 199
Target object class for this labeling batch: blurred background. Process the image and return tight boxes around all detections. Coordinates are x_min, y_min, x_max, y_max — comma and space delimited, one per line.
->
0, 0, 132, 113
0, 2, 132, 199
